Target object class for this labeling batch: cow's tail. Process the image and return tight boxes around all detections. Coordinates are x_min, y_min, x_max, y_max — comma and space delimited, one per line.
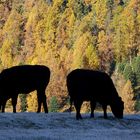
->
69, 97, 73, 113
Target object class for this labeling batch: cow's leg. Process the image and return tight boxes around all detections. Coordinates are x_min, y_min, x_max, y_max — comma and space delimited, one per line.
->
37, 89, 48, 113
90, 101, 96, 118
1, 100, 7, 113
42, 94, 48, 113
74, 100, 82, 120
37, 92, 42, 113
12, 95, 18, 113
102, 104, 107, 119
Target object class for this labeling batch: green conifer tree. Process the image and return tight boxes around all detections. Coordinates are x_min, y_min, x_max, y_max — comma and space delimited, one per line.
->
49, 96, 59, 112
19, 94, 27, 112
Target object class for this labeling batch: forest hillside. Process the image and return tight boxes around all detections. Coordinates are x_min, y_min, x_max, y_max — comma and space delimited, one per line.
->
0, 0, 140, 113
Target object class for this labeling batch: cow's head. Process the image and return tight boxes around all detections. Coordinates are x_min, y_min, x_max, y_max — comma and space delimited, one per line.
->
110, 97, 124, 119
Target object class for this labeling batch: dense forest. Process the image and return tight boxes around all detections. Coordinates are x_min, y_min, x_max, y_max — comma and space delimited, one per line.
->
0, 0, 140, 113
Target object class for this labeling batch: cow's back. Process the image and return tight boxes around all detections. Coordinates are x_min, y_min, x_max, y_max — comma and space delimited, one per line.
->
0, 65, 50, 93
67, 69, 118, 102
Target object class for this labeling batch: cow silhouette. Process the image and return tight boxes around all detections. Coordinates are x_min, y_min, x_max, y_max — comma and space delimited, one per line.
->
67, 69, 124, 120
0, 65, 50, 113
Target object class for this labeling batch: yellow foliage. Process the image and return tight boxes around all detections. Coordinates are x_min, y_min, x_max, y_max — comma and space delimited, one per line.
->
0, 39, 13, 67
84, 0, 92, 5
98, 30, 107, 51
93, 0, 108, 29
25, 6, 38, 30
26, 91, 38, 112
72, 32, 99, 69
85, 44, 99, 69
122, 80, 135, 113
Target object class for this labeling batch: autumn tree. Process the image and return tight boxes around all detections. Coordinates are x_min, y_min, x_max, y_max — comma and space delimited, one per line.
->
0, 9, 22, 67
72, 32, 99, 69
122, 80, 135, 113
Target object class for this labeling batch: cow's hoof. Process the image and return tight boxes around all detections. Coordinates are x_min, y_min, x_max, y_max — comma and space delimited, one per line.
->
90, 114, 94, 118
104, 116, 108, 119
76, 118, 82, 120
76, 116, 83, 120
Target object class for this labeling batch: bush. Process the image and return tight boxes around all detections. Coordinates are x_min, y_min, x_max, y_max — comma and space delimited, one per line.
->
135, 100, 140, 112
123, 64, 135, 86
19, 94, 27, 112
132, 56, 140, 86
117, 62, 126, 74
49, 96, 59, 112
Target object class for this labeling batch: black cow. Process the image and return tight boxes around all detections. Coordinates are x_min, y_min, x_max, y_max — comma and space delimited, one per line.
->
67, 69, 124, 120
0, 65, 50, 113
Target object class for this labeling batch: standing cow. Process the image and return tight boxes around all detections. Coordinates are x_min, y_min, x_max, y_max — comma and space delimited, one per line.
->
0, 65, 50, 113
67, 69, 124, 120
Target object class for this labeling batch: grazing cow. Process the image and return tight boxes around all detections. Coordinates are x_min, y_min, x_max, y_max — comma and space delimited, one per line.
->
0, 65, 50, 113
67, 69, 124, 120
